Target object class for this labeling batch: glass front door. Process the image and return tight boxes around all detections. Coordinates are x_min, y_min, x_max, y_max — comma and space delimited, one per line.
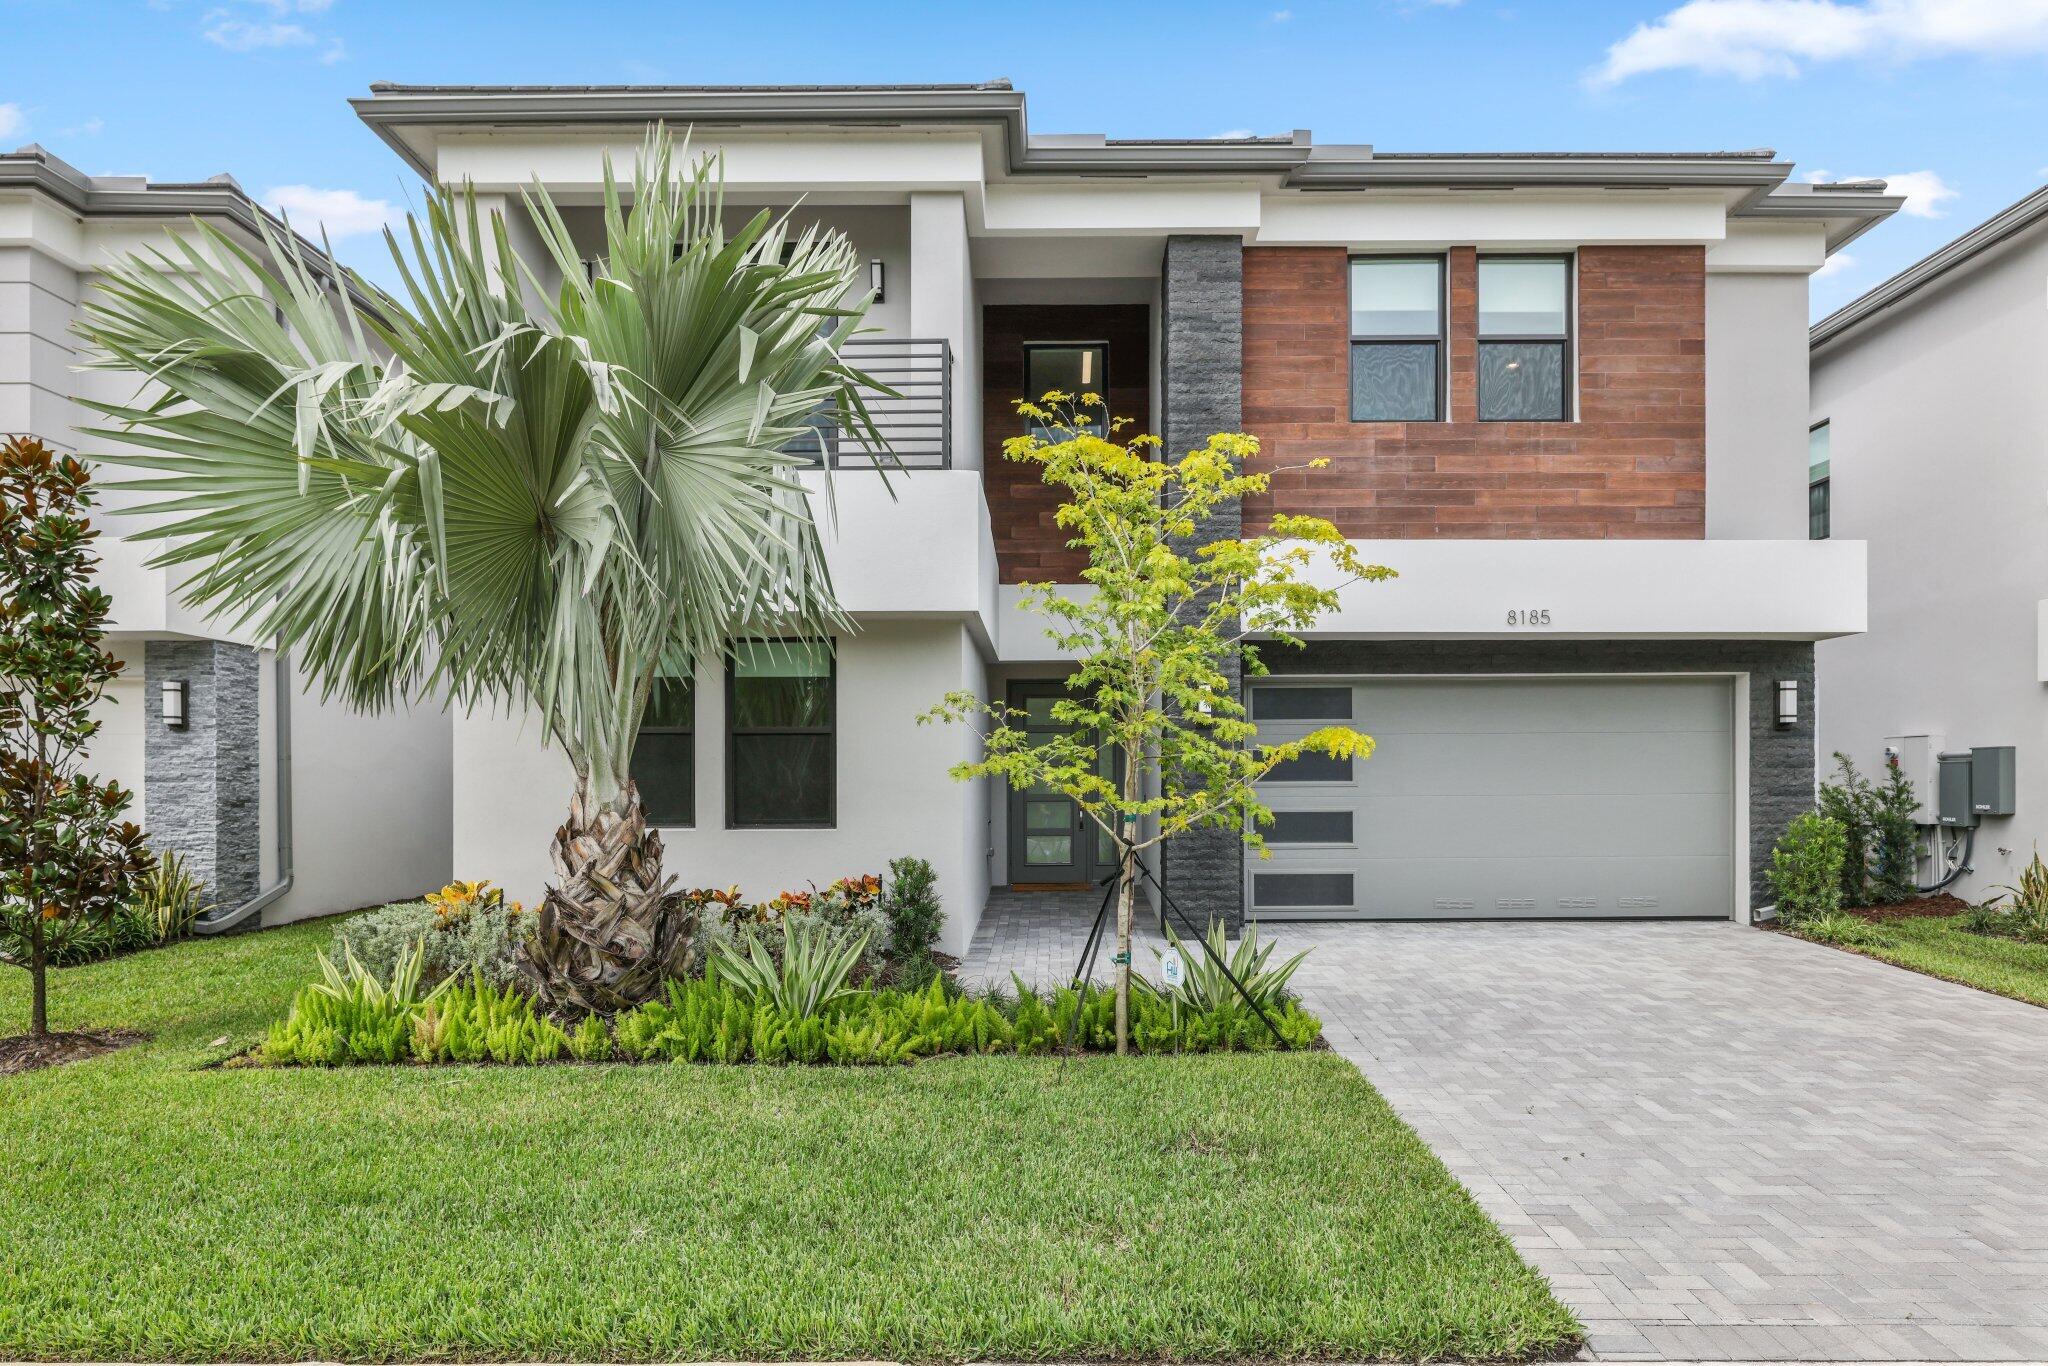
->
1006, 681, 1122, 887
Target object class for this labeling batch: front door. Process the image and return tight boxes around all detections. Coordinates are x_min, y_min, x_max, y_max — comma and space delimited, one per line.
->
1007, 681, 1116, 888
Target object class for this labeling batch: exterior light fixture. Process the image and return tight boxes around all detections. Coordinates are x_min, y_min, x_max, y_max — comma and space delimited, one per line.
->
1775, 679, 1799, 729
161, 678, 189, 730
869, 259, 885, 302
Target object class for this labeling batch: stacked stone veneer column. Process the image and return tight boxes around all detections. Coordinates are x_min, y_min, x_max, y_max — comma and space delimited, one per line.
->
1158, 235, 1247, 933
143, 640, 261, 907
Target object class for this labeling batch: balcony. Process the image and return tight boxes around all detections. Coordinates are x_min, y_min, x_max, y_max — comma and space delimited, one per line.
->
794, 336, 953, 469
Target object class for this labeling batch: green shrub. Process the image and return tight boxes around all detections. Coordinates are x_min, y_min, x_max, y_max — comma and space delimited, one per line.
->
1817, 754, 1875, 908
882, 856, 944, 959
568, 1012, 613, 1061
411, 975, 568, 1064
1766, 811, 1847, 926
332, 895, 534, 990
260, 941, 443, 1066
256, 950, 1327, 1068
133, 850, 213, 943
1153, 919, 1308, 1014
0, 902, 155, 968
713, 917, 868, 1018
1989, 847, 2048, 944
1797, 910, 1891, 949
1870, 760, 1921, 906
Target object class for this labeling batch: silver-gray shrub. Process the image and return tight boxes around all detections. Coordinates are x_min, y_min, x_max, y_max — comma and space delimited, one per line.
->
331, 899, 535, 989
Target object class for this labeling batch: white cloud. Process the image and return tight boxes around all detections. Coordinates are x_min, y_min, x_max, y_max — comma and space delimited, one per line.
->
1590, 0, 2048, 86
1810, 166, 1958, 217
1215, 128, 1255, 139
319, 38, 347, 64
1879, 169, 1959, 217
1271, 7, 1292, 19
203, 16, 317, 50
59, 116, 105, 137
0, 103, 23, 142
261, 185, 398, 241
1813, 251, 1857, 279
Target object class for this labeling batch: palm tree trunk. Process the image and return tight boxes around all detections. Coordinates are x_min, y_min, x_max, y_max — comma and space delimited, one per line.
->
517, 779, 696, 1015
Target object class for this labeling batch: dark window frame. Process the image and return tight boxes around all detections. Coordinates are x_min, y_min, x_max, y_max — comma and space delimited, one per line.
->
1476, 254, 1575, 423
725, 638, 837, 830
1021, 340, 1111, 435
631, 672, 696, 828
1347, 254, 1447, 422
1808, 418, 1831, 541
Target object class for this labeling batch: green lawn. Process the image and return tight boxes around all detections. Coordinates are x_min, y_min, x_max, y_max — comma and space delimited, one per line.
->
1808, 914, 2048, 1008
0, 918, 1577, 1363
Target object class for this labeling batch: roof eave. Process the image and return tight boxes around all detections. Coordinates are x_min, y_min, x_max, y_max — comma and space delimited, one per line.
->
1812, 184, 2048, 353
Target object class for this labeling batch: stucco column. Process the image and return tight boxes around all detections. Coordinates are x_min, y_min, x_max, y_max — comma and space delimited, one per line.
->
144, 639, 261, 908
908, 191, 977, 469
1159, 234, 1246, 933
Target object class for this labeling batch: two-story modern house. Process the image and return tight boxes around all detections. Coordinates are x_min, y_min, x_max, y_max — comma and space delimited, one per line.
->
1811, 185, 2048, 904
1, 143, 452, 930
331, 82, 1893, 955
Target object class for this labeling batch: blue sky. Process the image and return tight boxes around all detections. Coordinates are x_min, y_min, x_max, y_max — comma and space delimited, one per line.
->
5, 0, 2045, 318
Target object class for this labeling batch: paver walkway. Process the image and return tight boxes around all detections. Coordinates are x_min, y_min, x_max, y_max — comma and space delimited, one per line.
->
961, 893, 2048, 1361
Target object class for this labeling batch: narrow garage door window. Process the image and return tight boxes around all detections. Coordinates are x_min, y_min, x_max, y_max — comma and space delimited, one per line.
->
1253, 872, 1355, 910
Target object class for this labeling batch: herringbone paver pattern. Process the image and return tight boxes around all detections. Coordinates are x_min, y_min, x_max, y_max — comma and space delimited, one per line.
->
961, 896, 2048, 1361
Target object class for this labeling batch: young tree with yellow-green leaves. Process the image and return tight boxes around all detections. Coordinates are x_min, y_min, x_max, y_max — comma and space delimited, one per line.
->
924, 397, 1393, 1053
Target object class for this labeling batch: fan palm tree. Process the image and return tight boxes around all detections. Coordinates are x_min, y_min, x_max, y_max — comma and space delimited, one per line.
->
74, 132, 881, 1013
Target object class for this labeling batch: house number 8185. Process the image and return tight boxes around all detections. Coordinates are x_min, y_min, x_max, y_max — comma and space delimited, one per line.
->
1506, 609, 1552, 627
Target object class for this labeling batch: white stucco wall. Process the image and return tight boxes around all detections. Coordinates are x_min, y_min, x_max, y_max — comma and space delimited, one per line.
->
451, 620, 994, 957
1706, 271, 1812, 539
1812, 226, 2048, 902
83, 641, 148, 828
265, 656, 454, 925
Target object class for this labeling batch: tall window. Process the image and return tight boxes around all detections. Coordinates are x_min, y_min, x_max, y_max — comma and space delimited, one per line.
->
630, 673, 695, 826
1348, 257, 1444, 421
726, 640, 835, 828
1023, 343, 1108, 437
1808, 420, 1831, 540
1477, 256, 1573, 421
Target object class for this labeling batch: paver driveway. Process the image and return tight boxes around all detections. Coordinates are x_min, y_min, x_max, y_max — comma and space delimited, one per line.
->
961, 899, 2048, 1362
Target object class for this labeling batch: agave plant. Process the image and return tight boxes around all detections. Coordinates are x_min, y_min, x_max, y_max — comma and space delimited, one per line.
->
713, 919, 869, 1019
75, 131, 882, 1014
1153, 919, 1309, 1014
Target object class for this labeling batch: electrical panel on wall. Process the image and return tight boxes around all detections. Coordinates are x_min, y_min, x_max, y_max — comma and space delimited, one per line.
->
1884, 734, 1942, 826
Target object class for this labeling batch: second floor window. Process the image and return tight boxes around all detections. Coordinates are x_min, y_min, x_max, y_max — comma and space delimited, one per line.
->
1023, 343, 1109, 437
630, 672, 694, 826
1809, 420, 1831, 540
1477, 256, 1573, 421
1349, 257, 1444, 421
727, 639, 835, 828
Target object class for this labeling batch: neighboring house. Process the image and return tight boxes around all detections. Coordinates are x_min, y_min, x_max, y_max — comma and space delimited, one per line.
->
0, 144, 452, 930
1811, 186, 2048, 903
350, 80, 1896, 955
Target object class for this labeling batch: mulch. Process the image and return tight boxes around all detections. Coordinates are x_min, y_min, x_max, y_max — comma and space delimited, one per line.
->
1843, 893, 1974, 922
0, 1028, 146, 1077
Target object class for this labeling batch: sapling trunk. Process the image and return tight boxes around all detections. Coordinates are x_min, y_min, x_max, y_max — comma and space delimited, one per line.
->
1114, 848, 1135, 1055
29, 912, 48, 1037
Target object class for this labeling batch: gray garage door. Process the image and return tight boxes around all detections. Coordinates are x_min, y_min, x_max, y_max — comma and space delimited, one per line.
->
1248, 677, 1735, 920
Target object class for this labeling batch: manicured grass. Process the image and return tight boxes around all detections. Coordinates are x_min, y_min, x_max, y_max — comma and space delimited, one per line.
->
1806, 913, 2048, 1008
0, 918, 1578, 1363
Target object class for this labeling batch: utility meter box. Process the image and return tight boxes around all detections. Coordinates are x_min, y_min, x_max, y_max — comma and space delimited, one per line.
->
1969, 745, 2017, 818
1884, 734, 1943, 824
1938, 752, 1978, 827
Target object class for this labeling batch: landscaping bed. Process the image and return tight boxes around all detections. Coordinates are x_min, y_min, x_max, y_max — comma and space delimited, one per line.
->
1791, 911, 2048, 1009
0, 915, 1580, 1362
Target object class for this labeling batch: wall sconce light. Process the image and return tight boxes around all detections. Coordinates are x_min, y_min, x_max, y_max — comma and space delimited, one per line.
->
1775, 679, 1799, 729
161, 678, 189, 730
869, 258, 885, 303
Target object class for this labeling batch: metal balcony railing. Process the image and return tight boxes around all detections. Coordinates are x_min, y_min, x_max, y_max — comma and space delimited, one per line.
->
788, 336, 953, 470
